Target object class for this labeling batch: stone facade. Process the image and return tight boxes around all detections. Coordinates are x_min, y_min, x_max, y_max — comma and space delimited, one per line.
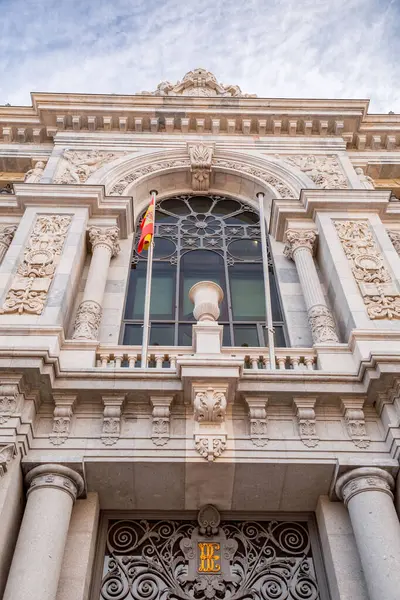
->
0, 69, 400, 600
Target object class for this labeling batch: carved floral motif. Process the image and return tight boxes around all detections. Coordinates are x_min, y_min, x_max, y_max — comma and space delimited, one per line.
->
138, 68, 256, 97
284, 155, 349, 189
194, 388, 227, 422
294, 399, 319, 447
88, 225, 120, 256
334, 220, 400, 319
101, 396, 125, 446
193, 386, 228, 461
188, 144, 214, 191
53, 150, 122, 184
150, 397, 173, 446
49, 395, 76, 446
246, 398, 268, 447
1, 215, 71, 315
0, 385, 18, 424
283, 229, 317, 259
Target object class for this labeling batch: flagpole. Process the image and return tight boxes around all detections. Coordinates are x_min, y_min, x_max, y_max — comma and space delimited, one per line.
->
141, 190, 157, 368
257, 191, 276, 369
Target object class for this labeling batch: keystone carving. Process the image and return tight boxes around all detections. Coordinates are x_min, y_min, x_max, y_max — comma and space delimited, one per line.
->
188, 144, 213, 191
0, 443, 17, 477
341, 398, 370, 449
0, 384, 19, 424
284, 155, 349, 189
293, 397, 319, 447
49, 394, 76, 446
334, 220, 400, 319
245, 397, 268, 447
150, 396, 174, 446
53, 149, 122, 184
193, 386, 228, 461
101, 395, 125, 446
1, 215, 71, 315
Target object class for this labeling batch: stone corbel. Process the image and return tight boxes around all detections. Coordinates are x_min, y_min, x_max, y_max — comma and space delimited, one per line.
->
341, 397, 370, 448
187, 143, 214, 192
49, 393, 76, 446
0, 384, 19, 424
245, 396, 268, 447
150, 395, 174, 446
293, 397, 319, 447
101, 395, 125, 446
193, 385, 227, 461
0, 443, 17, 477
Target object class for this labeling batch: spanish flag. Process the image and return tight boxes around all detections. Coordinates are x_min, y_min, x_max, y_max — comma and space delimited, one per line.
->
138, 192, 156, 253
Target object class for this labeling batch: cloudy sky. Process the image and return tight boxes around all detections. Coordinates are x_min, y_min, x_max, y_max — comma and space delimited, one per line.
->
1, 0, 399, 113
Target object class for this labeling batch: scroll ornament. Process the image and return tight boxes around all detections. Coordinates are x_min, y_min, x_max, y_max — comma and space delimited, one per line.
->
334, 220, 400, 319
1, 215, 71, 315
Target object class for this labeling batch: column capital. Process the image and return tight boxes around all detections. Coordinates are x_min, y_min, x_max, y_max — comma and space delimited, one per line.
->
88, 225, 120, 257
25, 463, 84, 502
283, 228, 317, 260
336, 467, 395, 505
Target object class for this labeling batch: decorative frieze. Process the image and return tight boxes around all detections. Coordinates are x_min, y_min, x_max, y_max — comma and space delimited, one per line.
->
0, 443, 17, 477
334, 220, 400, 319
101, 395, 125, 446
188, 144, 213, 191
150, 396, 173, 446
284, 155, 349, 189
193, 385, 228, 461
0, 384, 19, 424
341, 397, 370, 449
293, 397, 319, 447
1, 215, 71, 315
49, 393, 76, 446
245, 397, 268, 447
53, 149, 122, 184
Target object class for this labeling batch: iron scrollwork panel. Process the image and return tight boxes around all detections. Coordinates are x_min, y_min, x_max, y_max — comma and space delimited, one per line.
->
100, 508, 322, 600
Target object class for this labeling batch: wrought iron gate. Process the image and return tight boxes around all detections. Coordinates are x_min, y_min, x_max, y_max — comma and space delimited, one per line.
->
97, 506, 326, 600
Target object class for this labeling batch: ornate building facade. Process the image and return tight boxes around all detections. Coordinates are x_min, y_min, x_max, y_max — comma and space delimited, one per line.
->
1, 68, 400, 600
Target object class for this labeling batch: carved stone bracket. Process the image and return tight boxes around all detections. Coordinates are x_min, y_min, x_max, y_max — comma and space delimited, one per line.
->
245, 396, 268, 447
293, 397, 319, 447
0, 443, 17, 477
1, 215, 71, 315
334, 220, 400, 319
341, 397, 370, 449
150, 396, 174, 446
49, 393, 76, 446
101, 395, 125, 446
0, 384, 19, 424
188, 144, 214, 191
193, 385, 228, 461
283, 229, 317, 260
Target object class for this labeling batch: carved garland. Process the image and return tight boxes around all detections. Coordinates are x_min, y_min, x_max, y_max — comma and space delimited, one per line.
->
1, 215, 71, 315
334, 220, 400, 319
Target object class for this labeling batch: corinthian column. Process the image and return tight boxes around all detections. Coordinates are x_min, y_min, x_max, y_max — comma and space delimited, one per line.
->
3, 464, 84, 600
0, 225, 17, 264
336, 467, 400, 600
72, 226, 120, 340
284, 229, 338, 344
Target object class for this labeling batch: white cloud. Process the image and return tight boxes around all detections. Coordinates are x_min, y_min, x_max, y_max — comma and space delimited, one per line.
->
0, 0, 399, 112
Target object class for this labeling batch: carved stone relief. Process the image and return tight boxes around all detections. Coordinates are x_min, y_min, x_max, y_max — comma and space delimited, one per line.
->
355, 167, 375, 189
293, 398, 319, 447
101, 396, 125, 446
53, 150, 122, 184
0, 225, 17, 260
193, 386, 228, 461
188, 144, 214, 191
0, 384, 19, 424
388, 230, 400, 254
138, 68, 256, 97
334, 220, 400, 319
284, 155, 349, 189
341, 398, 370, 449
24, 160, 47, 183
0, 443, 17, 477
1, 215, 71, 315
308, 305, 339, 344
150, 396, 173, 446
245, 397, 268, 447
49, 394, 76, 446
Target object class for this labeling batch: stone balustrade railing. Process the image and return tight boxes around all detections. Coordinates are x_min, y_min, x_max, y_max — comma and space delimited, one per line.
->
95, 346, 318, 371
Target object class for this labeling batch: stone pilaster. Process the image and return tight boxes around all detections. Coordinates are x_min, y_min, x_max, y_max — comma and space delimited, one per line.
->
3, 464, 84, 600
284, 229, 339, 344
336, 467, 400, 600
72, 226, 120, 340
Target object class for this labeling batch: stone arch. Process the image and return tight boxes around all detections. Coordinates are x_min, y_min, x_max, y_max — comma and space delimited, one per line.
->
87, 149, 315, 224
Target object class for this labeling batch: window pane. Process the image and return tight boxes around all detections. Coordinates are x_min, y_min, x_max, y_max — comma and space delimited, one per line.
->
228, 239, 262, 260
225, 211, 259, 225
178, 324, 192, 346
122, 324, 142, 345
154, 210, 178, 223
211, 199, 241, 216
180, 250, 227, 320
230, 264, 265, 320
125, 262, 175, 320
264, 325, 286, 348
234, 325, 259, 347
189, 196, 213, 213
270, 271, 283, 321
150, 324, 174, 346
153, 238, 176, 259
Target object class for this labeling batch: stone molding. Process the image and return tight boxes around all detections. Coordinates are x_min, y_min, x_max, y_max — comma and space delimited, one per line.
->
101, 395, 125, 446
0, 443, 17, 477
334, 220, 400, 320
1, 214, 71, 315
283, 229, 317, 260
193, 385, 228, 461
88, 225, 120, 257
25, 463, 85, 502
72, 300, 102, 340
245, 397, 268, 447
49, 393, 76, 446
293, 397, 319, 447
335, 467, 395, 505
188, 143, 214, 191
0, 384, 19, 424
341, 397, 370, 449
150, 396, 174, 446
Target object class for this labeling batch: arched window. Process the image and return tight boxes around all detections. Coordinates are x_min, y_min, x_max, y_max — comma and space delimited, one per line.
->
121, 194, 286, 347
